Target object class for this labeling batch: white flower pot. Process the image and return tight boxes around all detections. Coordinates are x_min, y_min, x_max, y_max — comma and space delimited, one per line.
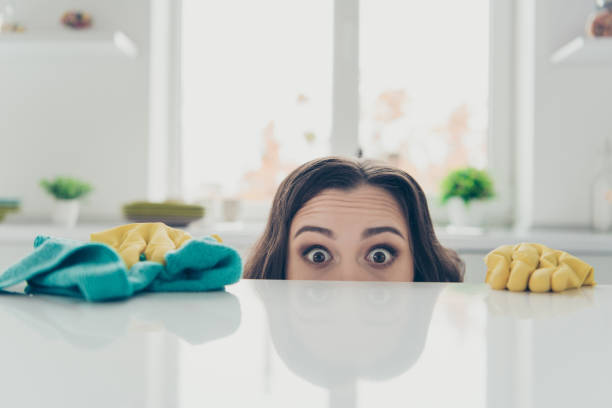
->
222, 199, 241, 222
447, 197, 486, 228
52, 199, 80, 228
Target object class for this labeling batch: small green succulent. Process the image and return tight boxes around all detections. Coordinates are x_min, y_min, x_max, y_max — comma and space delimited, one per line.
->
40, 177, 93, 200
440, 167, 494, 205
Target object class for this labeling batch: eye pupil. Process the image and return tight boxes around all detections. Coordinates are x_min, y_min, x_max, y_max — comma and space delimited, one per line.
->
312, 251, 326, 263
372, 251, 386, 263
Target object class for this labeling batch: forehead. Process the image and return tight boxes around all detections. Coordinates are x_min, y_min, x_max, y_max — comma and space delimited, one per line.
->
291, 185, 407, 231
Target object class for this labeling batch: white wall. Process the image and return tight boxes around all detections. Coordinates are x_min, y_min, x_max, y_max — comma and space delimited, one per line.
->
516, 0, 612, 228
0, 0, 151, 221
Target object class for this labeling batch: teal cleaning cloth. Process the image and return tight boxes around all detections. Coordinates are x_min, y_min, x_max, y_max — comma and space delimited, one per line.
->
0, 235, 242, 302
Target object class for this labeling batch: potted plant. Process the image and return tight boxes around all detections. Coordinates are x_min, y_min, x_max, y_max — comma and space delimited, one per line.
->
40, 177, 92, 227
440, 167, 494, 227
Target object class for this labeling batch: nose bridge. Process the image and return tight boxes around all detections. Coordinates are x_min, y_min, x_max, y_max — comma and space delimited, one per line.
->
330, 238, 364, 281
335, 257, 364, 281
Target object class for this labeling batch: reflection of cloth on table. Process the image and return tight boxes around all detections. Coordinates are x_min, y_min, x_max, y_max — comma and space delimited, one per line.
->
0, 234, 242, 302
0, 291, 241, 348
485, 243, 595, 293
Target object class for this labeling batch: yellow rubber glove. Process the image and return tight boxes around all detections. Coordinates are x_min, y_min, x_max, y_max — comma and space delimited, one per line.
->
484, 243, 596, 293
90, 223, 193, 268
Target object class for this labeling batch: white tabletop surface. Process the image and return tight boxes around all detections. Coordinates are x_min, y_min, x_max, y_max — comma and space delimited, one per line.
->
0, 279, 611, 408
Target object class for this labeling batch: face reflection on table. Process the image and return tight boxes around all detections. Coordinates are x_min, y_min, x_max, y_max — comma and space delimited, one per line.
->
258, 281, 441, 389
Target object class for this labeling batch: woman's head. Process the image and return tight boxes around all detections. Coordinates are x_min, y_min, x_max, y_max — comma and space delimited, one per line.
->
244, 156, 464, 282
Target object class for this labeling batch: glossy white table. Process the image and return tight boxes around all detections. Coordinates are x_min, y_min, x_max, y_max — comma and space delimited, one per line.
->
0, 280, 610, 408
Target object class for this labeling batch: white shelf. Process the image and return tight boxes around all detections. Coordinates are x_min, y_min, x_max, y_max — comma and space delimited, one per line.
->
2, 223, 612, 254
0, 30, 138, 58
551, 36, 612, 64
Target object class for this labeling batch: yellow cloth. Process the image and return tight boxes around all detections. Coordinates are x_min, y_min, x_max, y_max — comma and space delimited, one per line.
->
91, 223, 193, 268
484, 243, 596, 293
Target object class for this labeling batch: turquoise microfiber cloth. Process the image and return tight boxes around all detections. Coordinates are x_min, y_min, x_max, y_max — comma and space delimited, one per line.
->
0, 235, 242, 302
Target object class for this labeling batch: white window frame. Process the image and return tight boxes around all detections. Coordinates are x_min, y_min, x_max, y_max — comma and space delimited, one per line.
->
149, 0, 183, 201
154, 0, 515, 226
429, 0, 514, 225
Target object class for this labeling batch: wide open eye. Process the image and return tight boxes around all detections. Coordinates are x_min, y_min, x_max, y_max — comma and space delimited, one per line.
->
303, 246, 332, 265
365, 246, 396, 266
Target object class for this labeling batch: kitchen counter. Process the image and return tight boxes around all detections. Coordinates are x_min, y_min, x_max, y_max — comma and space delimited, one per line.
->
0, 279, 610, 407
2, 222, 612, 253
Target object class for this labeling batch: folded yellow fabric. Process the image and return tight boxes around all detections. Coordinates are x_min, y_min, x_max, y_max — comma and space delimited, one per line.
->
91, 223, 193, 268
484, 243, 596, 293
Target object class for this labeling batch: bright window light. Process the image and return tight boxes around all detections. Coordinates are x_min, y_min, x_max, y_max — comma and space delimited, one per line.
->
359, 0, 489, 194
181, 0, 489, 208
181, 0, 332, 203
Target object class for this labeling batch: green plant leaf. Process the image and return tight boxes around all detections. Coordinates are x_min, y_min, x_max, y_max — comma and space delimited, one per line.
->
40, 177, 93, 200
439, 167, 495, 204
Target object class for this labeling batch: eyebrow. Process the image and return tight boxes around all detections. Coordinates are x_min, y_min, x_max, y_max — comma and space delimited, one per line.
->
293, 225, 405, 240
294, 226, 335, 239
361, 226, 405, 240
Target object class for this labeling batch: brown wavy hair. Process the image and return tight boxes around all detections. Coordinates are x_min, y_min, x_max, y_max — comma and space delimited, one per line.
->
244, 157, 464, 282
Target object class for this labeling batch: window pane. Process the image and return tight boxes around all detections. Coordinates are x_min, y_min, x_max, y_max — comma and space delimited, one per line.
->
359, 0, 489, 194
181, 0, 332, 203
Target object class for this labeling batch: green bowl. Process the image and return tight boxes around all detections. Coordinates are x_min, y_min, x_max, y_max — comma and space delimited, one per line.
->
121, 201, 205, 227
0, 208, 17, 222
